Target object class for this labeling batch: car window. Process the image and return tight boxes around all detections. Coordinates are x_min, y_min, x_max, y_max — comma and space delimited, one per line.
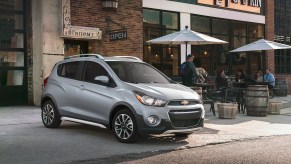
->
106, 61, 171, 84
83, 61, 108, 83
58, 61, 81, 80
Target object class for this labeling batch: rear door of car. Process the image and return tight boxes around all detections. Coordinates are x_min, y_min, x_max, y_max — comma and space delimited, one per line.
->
54, 61, 85, 117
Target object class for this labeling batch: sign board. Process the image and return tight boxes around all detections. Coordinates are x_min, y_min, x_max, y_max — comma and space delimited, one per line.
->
64, 26, 102, 40
62, 0, 102, 40
109, 31, 127, 41
198, 0, 262, 13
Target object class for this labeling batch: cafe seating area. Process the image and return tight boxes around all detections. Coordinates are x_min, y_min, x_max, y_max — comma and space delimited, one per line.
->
170, 76, 289, 118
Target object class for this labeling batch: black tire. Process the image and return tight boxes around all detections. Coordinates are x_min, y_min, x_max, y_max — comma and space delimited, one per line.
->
112, 109, 138, 143
175, 133, 190, 138
41, 100, 62, 128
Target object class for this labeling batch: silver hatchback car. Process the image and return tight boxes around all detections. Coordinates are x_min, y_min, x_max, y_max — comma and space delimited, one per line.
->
41, 54, 204, 143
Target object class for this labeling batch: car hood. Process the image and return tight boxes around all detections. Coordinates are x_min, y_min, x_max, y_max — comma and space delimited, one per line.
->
127, 83, 199, 100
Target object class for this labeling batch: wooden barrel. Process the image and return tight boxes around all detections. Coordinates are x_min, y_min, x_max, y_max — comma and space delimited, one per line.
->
268, 101, 282, 115
274, 78, 288, 97
217, 103, 238, 119
245, 85, 269, 117
190, 87, 203, 99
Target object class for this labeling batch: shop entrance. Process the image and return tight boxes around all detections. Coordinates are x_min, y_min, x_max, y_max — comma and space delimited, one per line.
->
64, 40, 88, 57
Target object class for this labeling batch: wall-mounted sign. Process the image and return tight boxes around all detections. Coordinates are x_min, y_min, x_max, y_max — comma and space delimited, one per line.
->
198, 0, 262, 13
64, 26, 102, 40
109, 31, 127, 41
62, 0, 102, 40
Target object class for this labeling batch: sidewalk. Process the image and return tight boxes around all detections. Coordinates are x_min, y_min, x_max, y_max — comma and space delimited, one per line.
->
0, 105, 291, 164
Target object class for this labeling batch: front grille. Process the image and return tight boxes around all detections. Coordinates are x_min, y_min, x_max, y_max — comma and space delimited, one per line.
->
167, 100, 201, 106
168, 109, 202, 128
171, 119, 201, 128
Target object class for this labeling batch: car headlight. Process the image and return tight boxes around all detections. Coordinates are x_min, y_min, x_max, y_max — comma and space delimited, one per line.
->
134, 92, 167, 107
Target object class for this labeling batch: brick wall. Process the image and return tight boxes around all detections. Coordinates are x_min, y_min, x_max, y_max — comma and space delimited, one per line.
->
70, 0, 143, 59
265, 0, 274, 72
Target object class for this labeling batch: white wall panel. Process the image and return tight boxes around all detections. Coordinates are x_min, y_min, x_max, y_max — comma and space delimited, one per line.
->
143, 0, 265, 24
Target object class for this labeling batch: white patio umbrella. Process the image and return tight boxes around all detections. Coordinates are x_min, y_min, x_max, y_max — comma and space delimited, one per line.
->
229, 39, 291, 74
147, 26, 227, 56
230, 39, 291, 52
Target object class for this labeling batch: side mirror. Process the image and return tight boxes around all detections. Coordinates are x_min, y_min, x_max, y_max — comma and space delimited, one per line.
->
94, 76, 109, 84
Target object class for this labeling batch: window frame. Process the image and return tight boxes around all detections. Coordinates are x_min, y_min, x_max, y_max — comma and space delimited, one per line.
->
81, 61, 116, 87
57, 61, 83, 80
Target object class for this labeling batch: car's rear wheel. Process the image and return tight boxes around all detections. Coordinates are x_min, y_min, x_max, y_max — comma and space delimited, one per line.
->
112, 109, 138, 143
41, 100, 61, 128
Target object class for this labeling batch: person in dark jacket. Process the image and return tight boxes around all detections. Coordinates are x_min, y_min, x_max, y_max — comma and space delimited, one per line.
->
216, 69, 228, 91
181, 54, 199, 86
235, 69, 246, 82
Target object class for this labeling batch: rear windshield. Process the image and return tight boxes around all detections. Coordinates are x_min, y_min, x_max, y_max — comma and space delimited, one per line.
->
106, 61, 171, 84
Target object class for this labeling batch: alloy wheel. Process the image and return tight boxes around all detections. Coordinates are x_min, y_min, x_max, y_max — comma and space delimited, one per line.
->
42, 104, 55, 125
114, 114, 133, 140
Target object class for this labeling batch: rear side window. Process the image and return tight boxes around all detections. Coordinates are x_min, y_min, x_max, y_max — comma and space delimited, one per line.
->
58, 61, 81, 80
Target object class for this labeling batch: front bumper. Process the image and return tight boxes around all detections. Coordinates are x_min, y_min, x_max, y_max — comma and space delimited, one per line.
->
163, 127, 202, 134
136, 114, 204, 135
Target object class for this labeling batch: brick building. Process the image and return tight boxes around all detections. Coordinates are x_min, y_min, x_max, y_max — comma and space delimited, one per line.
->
0, 0, 289, 106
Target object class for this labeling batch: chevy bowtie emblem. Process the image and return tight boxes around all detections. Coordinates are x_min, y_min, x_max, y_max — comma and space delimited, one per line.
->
181, 100, 189, 105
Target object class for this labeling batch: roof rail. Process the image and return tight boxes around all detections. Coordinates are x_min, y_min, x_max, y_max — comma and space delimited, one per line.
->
64, 54, 104, 60
114, 56, 142, 61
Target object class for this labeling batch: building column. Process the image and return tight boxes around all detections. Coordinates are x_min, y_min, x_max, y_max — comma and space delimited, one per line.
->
32, 0, 64, 106
265, 0, 275, 72
180, 12, 191, 64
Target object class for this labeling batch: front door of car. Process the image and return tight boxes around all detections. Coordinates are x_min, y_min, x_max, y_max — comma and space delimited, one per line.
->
78, 61, 118, 124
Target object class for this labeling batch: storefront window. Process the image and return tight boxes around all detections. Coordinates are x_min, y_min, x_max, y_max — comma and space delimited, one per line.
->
0, 70, 23, 86
0, 51, 24, 67
0, 13, 24, 30
162, 11, 178, 29
212, 19, 229, 35
143, 9, 179, 77
275, 0, 291, 74
143, 9, 160, 25
212, 35, 229, 74
231, 21, 247, 36
191, 14, 265, 75
191, 15, 210, 34
0, 0, 23, 11
0, 32, 24, 48
248, 23, 264, 38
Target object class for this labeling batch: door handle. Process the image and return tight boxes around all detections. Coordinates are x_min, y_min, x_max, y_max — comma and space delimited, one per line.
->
79, 85, 85, 90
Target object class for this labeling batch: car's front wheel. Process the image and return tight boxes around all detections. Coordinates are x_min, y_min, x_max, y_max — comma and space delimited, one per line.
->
41, 100, 61, 128
112, 109, 138, 143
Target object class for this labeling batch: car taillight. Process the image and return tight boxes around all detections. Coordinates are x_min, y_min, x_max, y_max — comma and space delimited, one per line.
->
43, 77, 49, 88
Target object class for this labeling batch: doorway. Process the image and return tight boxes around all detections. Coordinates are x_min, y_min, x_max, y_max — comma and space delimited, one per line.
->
64, 40, 88, 57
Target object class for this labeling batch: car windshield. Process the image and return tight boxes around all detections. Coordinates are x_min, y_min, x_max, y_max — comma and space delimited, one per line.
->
106, 61, 171, 84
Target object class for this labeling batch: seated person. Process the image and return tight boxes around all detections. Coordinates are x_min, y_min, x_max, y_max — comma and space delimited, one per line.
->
235, 69, 246, 82
216, 69, 229, 102
196, 67, 208, 83
254, 70, 263, 82
263, 68, 275, 89
216, 69, 228, 91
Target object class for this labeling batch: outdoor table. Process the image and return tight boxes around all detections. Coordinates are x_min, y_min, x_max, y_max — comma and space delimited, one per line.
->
256, 81, 270, 85
224, 87, 246, 113
192, 83, 216, 116
192, 83, 214, 93
232, 81, 246, 88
